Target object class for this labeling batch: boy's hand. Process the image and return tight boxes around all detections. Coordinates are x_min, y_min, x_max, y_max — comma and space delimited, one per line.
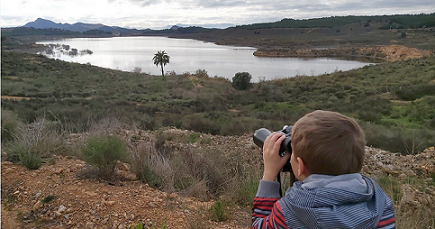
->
262, 132, 291, 181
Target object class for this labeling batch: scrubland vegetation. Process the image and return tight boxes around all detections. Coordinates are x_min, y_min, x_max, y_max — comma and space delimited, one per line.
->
2, 51, 434, 155
1, 26, 435, 226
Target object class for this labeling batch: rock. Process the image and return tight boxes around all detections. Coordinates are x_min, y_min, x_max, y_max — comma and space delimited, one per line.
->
104, 201, 116, 206
85, 191, 98, 197
54, 168, 64, 174
33, 200, 43, 211
400, 184, 418, 206
169, 192, 179, 199
399, 173, 407, 178
85, 221, 94, 229
102, 217, 109, 224
2, 161, 14, 165
57, 205, 66, 213
124, 173, 137, 181
381, 167, 400, 176
117, 162, 130, 172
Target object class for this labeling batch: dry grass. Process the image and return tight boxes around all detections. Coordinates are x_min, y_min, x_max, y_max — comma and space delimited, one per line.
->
377, 176, 435, 228
130, 141, 174, 192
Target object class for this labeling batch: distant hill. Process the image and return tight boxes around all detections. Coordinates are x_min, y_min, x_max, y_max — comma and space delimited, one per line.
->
154, 23, 235, 30
22, 18, 141, 34
22, 18, 231, 33
23, 18, 105, 32
20, 18, 221, 35
236, 13, 435, 29
19, 13, 434, 36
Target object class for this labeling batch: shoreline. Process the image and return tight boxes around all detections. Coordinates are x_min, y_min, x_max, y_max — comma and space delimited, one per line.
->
253, 45, 433, 62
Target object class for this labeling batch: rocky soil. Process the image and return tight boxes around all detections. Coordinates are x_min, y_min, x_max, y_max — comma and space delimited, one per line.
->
2, 129, 435, 228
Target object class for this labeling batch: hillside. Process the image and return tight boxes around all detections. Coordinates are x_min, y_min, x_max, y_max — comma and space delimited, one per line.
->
1, 51, 434, 155
2, 127, 435, 228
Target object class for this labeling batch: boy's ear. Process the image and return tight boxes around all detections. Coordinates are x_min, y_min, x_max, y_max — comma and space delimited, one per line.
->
297, 157, 309, 178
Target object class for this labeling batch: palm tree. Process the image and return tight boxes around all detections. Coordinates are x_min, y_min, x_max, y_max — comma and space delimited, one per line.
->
152, 50, 170, 79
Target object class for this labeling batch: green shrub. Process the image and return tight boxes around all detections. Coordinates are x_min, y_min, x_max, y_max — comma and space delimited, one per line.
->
357, 110, 382, 123
363, 122, 435, 155
1, 110, 22, 143
189, 133, 201, 143
208, 200, 228, 221
126, 222, 144, 229
232, 72, 252, 90
18, 149, 42, 170
377, 176, 402, 204
194, 69, 209, 78
141, 166, 163, 189
154, 130, 167, 150
41, 195, 56, 204
81, 134, 126, 179
395, 85, 435, 101
233, 179, 259, 208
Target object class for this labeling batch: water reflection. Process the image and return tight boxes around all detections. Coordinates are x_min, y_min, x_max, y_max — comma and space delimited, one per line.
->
41, 43, 93, 58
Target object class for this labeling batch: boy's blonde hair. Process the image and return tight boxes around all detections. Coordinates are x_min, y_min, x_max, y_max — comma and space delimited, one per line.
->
291, 110, 365, 175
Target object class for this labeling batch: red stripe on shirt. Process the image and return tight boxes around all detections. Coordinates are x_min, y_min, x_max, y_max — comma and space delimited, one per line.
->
377, 217, 395, 227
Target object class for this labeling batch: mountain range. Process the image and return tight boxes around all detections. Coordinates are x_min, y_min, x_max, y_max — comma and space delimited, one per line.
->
23, 18, 142, 33
22, 18, 232, 33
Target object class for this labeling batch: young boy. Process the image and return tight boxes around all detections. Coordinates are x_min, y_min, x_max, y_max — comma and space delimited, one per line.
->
252, 110, 395, 229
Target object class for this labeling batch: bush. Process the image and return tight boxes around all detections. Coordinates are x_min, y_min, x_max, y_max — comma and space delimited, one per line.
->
232, 72, 252, 90
17, 148, 42, 170
208, 200, 228, 221
233, 179, 259, 208
189, 133, 201, 143
81, 134, 127, 180
130, 141, 174, 192
1, 110, 22, 143
362, 122, 435, 155
194, 69, 209, 78
377, 176, 402, 204
4, 116, 68, 164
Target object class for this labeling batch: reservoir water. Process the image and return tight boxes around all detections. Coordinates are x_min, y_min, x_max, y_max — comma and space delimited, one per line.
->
37, 36, 373, 82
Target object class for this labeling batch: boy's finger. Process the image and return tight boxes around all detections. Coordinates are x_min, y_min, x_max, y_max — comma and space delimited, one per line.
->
273, 135, 286, 150
265, 133, 282, 149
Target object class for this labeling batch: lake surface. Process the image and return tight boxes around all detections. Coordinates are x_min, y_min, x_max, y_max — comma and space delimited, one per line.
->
37, 37, 373, 82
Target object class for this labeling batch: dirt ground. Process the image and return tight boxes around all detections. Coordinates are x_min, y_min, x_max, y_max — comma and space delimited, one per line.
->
1, 155, 251, 229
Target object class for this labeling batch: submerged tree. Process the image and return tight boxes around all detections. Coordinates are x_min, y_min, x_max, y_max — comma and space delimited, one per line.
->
152, 50, 170, 79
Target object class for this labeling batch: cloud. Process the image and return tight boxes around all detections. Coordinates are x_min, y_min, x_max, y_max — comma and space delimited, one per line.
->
0, 0, 434, 28
124, 0, 158, 6
196, 0, 247, 8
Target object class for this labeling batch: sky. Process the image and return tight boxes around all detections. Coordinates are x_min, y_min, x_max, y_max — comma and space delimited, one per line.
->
1, 0, 434, 29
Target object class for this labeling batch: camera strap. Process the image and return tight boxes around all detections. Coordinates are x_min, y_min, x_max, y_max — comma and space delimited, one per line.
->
277, 172, 283, 197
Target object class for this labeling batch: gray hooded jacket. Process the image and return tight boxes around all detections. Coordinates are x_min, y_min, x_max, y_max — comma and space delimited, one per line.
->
253, 174, 395, 229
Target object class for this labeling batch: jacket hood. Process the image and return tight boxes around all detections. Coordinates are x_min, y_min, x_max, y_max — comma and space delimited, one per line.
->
281, 176, 386, 228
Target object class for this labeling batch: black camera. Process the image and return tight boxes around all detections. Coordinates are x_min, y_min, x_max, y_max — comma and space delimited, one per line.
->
253, 125, 293, 172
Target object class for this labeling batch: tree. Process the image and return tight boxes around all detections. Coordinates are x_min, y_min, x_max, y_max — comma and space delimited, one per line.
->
232, 72, 252, 90
152, 50, 170, 79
